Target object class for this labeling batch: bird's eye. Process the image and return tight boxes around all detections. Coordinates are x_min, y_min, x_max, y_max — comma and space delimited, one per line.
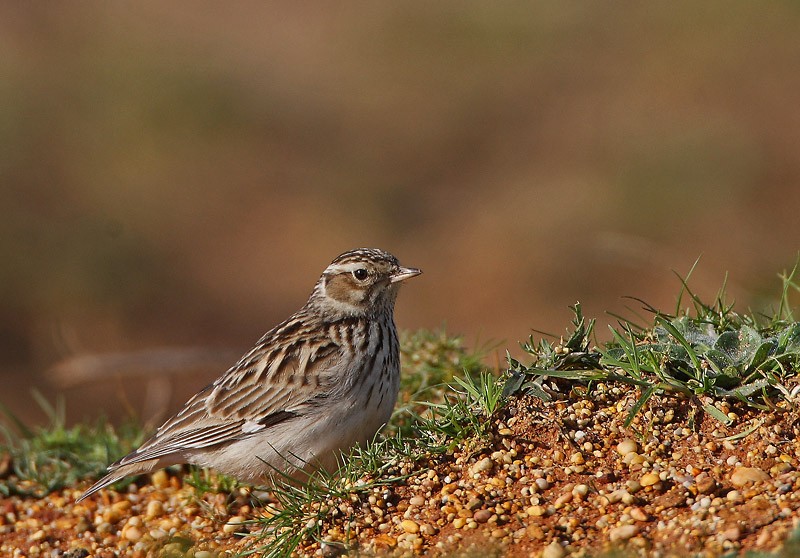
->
353, 268, 369, 281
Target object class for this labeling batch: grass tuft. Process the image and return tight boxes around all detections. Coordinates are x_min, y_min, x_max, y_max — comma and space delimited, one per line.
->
505, 261, 800, 427
0, 391, 145, 497
389, 327, 492, 437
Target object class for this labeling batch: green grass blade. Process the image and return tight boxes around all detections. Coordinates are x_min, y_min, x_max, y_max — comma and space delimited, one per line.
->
656, 316, 704, 380
701, 402, 733, 425
623, 386, 656, 428
718, 419, 763, 441
524, 368, 608, 381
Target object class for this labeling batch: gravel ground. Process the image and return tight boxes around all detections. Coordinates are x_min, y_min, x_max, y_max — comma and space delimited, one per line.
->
2, 382, 799, 557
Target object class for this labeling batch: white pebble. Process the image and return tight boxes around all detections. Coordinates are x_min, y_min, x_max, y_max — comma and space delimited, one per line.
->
727, 490, 743, 503
616, 439, 638, 456
609, 524, 639, 542
542, 541, 566, 558
124, 526, 142, 542
472, 457, 494, 474
730, 467, 770, 487
224, 516, 246, 534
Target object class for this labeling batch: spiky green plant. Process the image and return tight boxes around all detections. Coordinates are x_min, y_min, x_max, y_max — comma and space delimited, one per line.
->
504, 258, 800, 427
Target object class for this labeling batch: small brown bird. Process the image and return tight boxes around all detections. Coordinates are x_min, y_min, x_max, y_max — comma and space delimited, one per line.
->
78, 248, 420, 502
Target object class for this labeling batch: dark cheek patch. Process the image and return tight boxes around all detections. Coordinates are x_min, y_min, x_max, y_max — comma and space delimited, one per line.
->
326, 275, 364, 305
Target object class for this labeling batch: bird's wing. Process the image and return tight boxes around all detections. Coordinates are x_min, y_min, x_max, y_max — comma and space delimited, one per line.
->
113, 328, 342, 469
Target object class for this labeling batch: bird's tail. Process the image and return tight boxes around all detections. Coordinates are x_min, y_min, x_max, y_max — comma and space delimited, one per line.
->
76, 460, 160, 503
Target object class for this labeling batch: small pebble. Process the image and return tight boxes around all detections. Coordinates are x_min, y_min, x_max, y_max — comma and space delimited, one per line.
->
640, 473, 660, 487
111, 500, 131, 514
123, 526, 142, 542
419, 523, 438, 536
630, 507, 649, 522
542, 541, 566, 558
627, 480, 642, 493
527, 505, 546, 517
145, 500, 164, 519
572, 484, 589, 498
151, 470, 170, 490
224, 516, 246, 534
401, 520, 420, 534
466, 497, 484, 511
730, 467, 770, 487
321, 542, 346, 558
609, 524, 639, 542
554, 492, 573, 507
726, 490, 743, 503
771, 462, 793, 475
472, 457, 494, 474
695, 476, 718, 495
149, 528, 168, 540
617, 439, 638, 456
721, 526, 742, 542
604, 489, 627, 504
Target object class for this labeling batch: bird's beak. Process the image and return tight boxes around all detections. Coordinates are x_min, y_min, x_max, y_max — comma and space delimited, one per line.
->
390, 266, 422, 283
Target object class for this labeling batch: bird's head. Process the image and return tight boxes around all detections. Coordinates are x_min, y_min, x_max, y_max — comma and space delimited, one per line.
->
310, 248, 421, 319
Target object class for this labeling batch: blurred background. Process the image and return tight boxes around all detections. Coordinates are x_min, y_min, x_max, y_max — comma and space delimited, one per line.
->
2, 3, 800, 426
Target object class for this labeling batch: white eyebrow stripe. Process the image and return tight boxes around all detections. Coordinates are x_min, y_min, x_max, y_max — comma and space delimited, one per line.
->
325, 263, 368, 274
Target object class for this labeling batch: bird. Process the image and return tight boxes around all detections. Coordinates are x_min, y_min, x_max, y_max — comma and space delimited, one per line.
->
77, 248, 421, 502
